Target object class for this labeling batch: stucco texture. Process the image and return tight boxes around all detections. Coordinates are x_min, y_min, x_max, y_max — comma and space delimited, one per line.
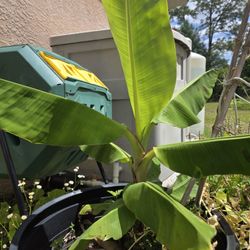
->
0, 0, 109, 49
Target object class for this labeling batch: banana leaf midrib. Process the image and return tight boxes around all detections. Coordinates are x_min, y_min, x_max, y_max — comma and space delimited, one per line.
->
125, 0, 141, 136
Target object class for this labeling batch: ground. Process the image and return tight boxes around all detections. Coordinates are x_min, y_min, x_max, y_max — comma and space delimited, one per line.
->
204, 101, 250, 137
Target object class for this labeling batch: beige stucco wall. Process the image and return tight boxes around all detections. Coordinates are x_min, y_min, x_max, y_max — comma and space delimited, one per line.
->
0, 0, 109, 49
0, 0, 187, 50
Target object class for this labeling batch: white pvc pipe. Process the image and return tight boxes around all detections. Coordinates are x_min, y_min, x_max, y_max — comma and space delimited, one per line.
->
113, 162, 122, 184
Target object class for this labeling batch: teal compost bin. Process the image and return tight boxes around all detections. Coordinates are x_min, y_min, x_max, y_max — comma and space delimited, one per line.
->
0, 44, 112, 179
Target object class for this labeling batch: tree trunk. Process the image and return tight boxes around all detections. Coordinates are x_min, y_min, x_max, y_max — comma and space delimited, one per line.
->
206, 5, 214, 69
196, 0, 250, 206
212, 0, 250, 137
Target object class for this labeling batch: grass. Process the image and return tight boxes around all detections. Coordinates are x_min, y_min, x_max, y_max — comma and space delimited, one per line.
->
204, 100, 250, 137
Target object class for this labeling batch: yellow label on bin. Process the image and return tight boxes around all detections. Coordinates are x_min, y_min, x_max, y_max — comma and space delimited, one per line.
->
39, 51, 108, 89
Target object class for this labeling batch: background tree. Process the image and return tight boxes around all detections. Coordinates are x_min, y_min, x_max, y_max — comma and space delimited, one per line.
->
170, 0, 246, 69
178, 20, 206, 56
212, 0, 250, 136
235, 57, 250, 99
241, 57, 250, 83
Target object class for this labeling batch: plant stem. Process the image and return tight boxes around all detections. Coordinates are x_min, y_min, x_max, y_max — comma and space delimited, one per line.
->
181, 177, 196, 205
201, 200, 213, 217
195, 177, 207, 207
141, 123, 154, 149
0, 223, 9, 235
22, 191, 31, 215
135, 149, 155, 182
128, 229, 151, 250
125, 129, 146, 182
125, 128, 145, 157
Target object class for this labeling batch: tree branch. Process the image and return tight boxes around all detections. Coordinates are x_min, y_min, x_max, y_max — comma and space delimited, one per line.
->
227, 1, 250, 80
196, 0, 250, 206
224, 77, 250, 87
212, 3, 250, 137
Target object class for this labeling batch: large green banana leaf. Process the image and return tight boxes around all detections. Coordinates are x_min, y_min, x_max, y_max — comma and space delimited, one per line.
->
154, 135, 250, 178
69, 200, 136, 250
123, 182, 215, 250
102, 0, 176, 140
80, 143, 131, 164
156, 70, 218, 128
0, 78, 126, 146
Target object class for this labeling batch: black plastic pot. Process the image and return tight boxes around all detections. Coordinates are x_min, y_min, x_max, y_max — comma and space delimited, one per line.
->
212, 209, 240, 250
10, 184, 126, 250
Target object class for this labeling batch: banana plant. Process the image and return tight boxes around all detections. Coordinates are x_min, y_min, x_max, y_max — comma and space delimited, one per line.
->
1, 0, 250, 249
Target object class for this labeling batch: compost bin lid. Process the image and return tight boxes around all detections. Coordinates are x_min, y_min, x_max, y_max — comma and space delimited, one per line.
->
39, 51, 108, 89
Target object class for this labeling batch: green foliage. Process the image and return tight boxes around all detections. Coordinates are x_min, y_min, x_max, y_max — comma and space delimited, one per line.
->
230, 99, 250, 111
156, 69, 218, 128
80, 143, 131, 164
34, 189, 66, 210
154, 135, 250, 178
209, 67, 227, 102
70, 200, 136, 250
145, 158, 161, 182
241, 57, 250, 83
79, 202, 113, 216
0, 78, 126, 146
236, 57, 250, 98
179, 20, 206, 56
121, 225, 162, 250
123, 182, 215, 250
107, 189, 123, 199
102, 0, 176, 140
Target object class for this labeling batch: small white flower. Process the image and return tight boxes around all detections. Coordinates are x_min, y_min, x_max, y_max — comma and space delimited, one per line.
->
29, 192, 35, 196
77, 174, 85, 179
36, 185, 42, 189
7, 213, 13, 219
34, 181, 40, 185
69, 180, 74, 185
3, 244, 7, 249
64, 183, 69, 187
73, 166, 80, 172
18, 180, 25, 187
21, 215, 27, 220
